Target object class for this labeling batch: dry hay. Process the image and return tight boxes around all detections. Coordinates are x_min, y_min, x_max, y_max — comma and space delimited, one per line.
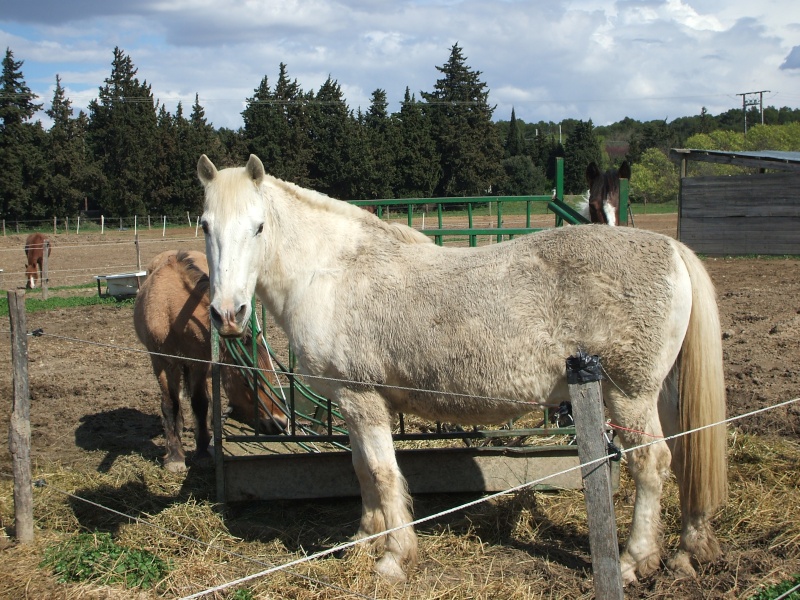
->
2, 430, 799, 599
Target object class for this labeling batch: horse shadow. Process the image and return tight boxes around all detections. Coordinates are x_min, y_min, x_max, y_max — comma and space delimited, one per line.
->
71, 407, 217, 532
67, 462, 215, 534
74, 407, 164, 473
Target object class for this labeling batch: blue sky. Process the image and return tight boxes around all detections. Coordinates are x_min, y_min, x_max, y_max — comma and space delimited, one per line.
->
2, 0, 799, 130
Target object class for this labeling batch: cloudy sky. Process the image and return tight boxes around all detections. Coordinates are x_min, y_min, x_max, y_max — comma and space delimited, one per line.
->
2, 0, 799, 131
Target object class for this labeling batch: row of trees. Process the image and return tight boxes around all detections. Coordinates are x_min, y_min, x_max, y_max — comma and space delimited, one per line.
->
2, 44, 800, 221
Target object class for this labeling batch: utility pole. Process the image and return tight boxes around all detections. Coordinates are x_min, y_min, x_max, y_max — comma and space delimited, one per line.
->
736, 90, 770, 135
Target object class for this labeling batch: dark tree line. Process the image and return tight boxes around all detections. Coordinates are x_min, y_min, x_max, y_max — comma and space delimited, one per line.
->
3, 44, 800, 221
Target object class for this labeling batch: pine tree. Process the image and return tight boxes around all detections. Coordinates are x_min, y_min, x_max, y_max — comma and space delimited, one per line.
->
87, 47, 159, 216
0, 47, 45, 220
421, 44, 504, 197
394, 87, 440, 198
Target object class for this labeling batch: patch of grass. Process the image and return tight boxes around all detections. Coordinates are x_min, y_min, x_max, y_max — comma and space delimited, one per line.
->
0, 293, 134, 316
40, 530, 170, 589
748, 574, 800, 599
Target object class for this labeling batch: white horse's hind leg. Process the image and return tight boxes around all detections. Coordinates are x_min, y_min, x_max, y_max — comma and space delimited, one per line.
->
614, 392, 672, 584
340, 392, 417, 582
659, 369, 721, 576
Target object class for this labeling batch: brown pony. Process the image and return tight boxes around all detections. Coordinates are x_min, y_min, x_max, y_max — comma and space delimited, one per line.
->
24, 232, 51, 289
584, 161, 631, 225
134, 249, 287, 472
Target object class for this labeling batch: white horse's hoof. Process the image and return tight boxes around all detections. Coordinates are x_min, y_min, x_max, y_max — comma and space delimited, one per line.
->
620, 554, 638, 585
375, 554, 407, 583
667, 550, 697, 578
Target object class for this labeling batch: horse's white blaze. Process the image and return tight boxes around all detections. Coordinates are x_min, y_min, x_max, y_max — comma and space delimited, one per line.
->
196, 154, 727, 585
603, 199, 617, 226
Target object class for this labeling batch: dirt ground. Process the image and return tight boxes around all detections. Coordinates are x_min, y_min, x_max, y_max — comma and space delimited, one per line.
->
0, 213, 798, 598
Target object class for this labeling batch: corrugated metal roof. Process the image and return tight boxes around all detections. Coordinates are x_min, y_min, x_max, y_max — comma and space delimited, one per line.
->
670, 148, 800, 171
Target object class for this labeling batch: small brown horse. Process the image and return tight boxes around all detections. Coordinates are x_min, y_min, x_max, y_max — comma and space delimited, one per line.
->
134, 249, 287, 472
583, 161, 631, 225
24, 232, 51, 289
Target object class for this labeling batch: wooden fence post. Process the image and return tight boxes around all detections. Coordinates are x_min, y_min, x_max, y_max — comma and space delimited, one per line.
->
566, 350, 623, 600
135, 234, 141, 272
8, 290, 33, 543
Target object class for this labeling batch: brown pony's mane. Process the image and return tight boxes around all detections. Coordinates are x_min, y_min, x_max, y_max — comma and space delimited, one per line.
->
175, 249, 210, 296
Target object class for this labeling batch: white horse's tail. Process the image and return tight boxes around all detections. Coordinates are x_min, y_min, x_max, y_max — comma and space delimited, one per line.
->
675, 243, 728, 518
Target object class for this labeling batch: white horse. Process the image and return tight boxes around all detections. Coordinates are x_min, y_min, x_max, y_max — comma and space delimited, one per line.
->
197, 154, 727, 584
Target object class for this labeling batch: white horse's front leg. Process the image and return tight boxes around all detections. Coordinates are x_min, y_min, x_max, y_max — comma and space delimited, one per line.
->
349, 433, 386, 553
339, 392, 417, 582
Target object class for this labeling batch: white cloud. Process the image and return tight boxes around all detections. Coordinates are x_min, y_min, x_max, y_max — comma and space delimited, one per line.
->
1, 0, 798, 130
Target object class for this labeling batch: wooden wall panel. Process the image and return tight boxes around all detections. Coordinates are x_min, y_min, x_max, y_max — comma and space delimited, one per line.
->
679, 172, 800, 255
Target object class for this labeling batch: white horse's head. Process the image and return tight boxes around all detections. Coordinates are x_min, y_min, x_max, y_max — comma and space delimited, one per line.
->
198, 154, 266, 337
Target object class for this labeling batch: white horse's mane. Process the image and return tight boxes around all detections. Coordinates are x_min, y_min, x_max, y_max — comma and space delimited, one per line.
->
268, 174, 433, 245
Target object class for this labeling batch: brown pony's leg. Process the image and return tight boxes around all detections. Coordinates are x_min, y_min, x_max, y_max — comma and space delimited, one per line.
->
153, 357, 187, 472
185, 363, 212, 460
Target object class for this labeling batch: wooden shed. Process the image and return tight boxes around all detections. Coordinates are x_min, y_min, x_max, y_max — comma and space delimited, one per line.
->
670, 149, 800, 255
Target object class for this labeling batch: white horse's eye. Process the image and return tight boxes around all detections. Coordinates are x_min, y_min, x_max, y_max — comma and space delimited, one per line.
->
256, 223, 264, 235
201, 220, 209, 235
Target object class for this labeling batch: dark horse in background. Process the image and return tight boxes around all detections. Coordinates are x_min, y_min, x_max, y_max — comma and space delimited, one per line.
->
581, 161, 632, 226
24, 232, 51, 288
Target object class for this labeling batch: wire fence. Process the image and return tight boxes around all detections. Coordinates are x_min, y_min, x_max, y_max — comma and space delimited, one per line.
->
5, 324, 800, 599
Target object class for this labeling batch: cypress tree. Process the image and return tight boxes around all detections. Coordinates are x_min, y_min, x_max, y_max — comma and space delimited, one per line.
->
504, 107, 524, 158
39, 75, 92, 218
273, 64, 312, 185
87, 47, 159, 216
563, 119, 601, 194
394, 87, 440, 198
362, 89, 397, 199
306, 76, 357, 198
0, 47, 44, 220
189, 94, 228, 167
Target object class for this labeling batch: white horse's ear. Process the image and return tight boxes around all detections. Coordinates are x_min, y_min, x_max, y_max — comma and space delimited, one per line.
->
246, 154, 265, 185
197, 154, 218, 184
